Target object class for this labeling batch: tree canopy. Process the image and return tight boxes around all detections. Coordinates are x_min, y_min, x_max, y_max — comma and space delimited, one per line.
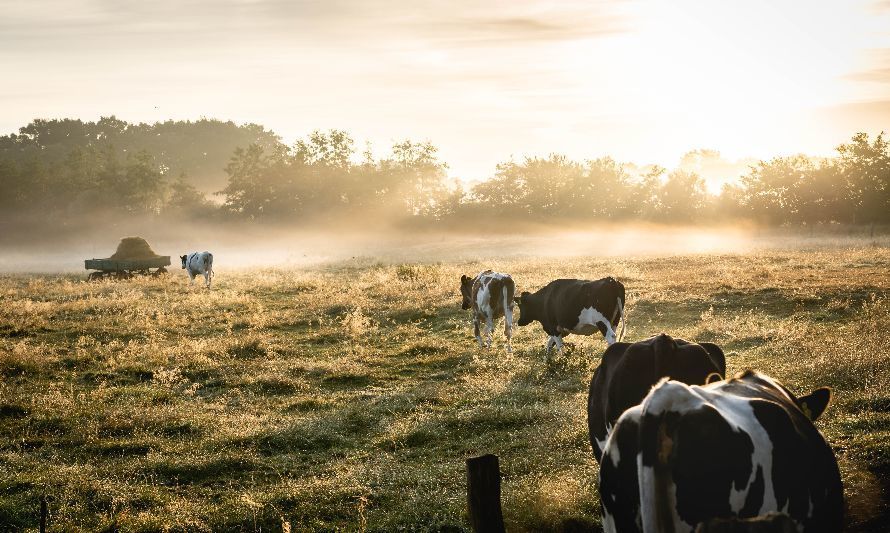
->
1, 117, 887, 229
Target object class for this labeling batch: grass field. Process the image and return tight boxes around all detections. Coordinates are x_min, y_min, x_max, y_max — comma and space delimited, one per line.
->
1, 246, 889, 531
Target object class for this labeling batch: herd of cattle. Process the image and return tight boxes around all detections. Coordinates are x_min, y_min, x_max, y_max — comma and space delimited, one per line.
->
459, 270, 843, 533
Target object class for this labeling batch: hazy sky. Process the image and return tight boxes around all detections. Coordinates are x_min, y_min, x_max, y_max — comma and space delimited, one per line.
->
3, 0, 890, 187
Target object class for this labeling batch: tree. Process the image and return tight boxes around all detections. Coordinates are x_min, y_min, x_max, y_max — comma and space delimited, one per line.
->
656, 170, 708, 223
219, 144, 277, 218
836, 132, 890, 224
739, 155, 814, 225
383, 140, 449, 217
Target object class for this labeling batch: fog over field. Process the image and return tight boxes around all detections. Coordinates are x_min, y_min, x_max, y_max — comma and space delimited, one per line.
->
2, 222, 888, 274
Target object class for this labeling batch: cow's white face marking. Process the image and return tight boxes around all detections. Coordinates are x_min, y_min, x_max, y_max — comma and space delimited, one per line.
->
574, 306, 617, 344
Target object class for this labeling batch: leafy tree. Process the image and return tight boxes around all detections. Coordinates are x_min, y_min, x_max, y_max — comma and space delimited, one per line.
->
656, 171, 708, 223
837, 132, 890, 224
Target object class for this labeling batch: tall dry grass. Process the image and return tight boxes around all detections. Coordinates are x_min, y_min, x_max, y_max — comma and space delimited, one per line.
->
0, 247, 887, 531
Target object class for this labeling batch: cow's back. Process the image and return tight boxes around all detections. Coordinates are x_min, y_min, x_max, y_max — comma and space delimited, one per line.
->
588, 334, 725, 461
601, 375, 843, 533
473, 272, 515, 319
538, 278, 600, 328
550, 277, 623, 330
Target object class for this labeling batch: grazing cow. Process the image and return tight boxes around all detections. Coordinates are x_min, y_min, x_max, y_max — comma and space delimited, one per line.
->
587, 334, 725, 462
181, 252, 214, 287
514, 277, 625, 352
460, 270, 516, 353
599, 370, 842, 533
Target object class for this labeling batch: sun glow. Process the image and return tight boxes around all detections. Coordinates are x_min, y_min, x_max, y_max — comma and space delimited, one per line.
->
1, 0, 889, 185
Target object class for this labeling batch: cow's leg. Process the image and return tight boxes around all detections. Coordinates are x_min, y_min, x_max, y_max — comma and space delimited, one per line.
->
205, 270, 211, 288
485, 315, 494, 349
504, 307, 514, 354
555, 335, 565, 354
474, 314, 484, 348
188, 272, 196, 285
544, 336, 558, 352
603, 322, 617, 345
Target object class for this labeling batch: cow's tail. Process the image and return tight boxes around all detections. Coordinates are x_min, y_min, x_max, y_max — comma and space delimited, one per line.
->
503, 278, 516, 323
638, 379, 692, 533
616, 296, 626, 342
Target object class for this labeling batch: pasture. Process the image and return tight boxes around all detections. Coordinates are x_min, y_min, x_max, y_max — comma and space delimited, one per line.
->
1, 246, 888, 531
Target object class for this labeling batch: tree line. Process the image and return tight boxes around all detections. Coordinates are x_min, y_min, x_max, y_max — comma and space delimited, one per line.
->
1, 117, 887, 227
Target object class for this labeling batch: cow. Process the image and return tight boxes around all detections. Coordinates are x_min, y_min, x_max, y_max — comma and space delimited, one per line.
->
181, 251, 214, 287
514, 277, 625, 352
587, 334, 725, 462
460, 270, 516, 353
599, 370, 842, 533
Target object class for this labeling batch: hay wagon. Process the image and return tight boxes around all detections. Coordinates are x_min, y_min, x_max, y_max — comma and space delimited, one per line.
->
85, 256, 171, 281
85, 236, 171, 281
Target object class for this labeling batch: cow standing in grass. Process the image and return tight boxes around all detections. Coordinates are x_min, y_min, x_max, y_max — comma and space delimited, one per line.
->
514, 277, 625, 352
460, 270, 516, 353
587, 334, 725, 462
181, 252, 214, 288
599, 370, 842, 533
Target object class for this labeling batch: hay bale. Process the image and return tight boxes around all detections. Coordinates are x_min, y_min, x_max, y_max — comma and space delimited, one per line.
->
109, 237, 161, 260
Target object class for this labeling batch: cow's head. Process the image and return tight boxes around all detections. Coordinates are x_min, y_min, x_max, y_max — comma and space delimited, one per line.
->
180, 255, 187, 269
597, 322, 617, 345
460, 275, 474, 310
514, 292, 534, 326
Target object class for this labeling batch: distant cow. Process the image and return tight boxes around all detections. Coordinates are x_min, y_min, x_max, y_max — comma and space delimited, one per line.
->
514, 277, 625, 351
181, 252, 214, 287
587, 334, 725, 462
460, 270, 516, 353
599, 370, 842, 533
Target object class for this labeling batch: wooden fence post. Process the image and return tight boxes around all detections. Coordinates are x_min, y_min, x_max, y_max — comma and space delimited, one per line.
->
39, 496, 47, 533
466, 454, 506, 533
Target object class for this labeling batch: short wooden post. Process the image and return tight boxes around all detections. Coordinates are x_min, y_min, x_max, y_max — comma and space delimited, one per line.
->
466, 454, 506, 533
39, 496, 47, 533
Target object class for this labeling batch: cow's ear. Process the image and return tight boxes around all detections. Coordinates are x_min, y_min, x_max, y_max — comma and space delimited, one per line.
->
798, 387, 832, 421
461, 274, 468, 283
698, 342, 727, 378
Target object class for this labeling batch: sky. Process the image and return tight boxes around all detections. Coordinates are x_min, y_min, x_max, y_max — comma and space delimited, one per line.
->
3, 0, 890, 191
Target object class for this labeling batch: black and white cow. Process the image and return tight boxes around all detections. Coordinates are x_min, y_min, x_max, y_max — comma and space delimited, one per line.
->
181, 251, 214, 287
514, 277, 625, 351
460, 270, 516, 353
599, 370, 842, 533
587, 334, 725, 462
